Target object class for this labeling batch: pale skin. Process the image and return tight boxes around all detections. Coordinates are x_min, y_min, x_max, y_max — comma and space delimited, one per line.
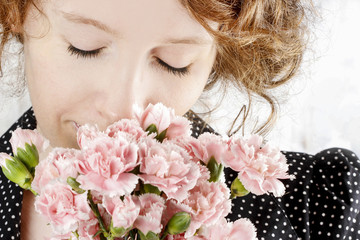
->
20, 0, 217, 239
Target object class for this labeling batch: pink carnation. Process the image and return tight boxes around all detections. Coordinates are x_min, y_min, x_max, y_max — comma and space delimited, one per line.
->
32, 148, 80, 194
138, 140, 201, 202
197, 162, 211, 182
105, 119, 147, 142
166, 116, 192, 140
77, 124, 107, 150
34, 181, 91, 235
51, 217, 100, 240
182, 180, 232, 237
229, 218, 257, 240
88, 190, 104, 205
197, 218, 257, 240
169, 135, 193, 155
10, 128, 49, 155
103, 195, 140, 229
75, 135, 139, 197
226, 135, 292, 197
77, 218, 100, 240
133, 193, 166, 235
135, 103, 173, 133
162, 200, 193, 227
222, 136, 255, 171
134, 103, 192, 140
188, 132, 228, 165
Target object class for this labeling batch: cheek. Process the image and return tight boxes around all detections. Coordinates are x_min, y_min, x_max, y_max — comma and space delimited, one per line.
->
162, 54, 216, 116
25, 43, 72, 116
159, 68, 209, 116
23, 38, 86, 147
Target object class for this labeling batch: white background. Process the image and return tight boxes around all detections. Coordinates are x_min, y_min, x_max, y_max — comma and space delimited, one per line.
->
1, 0, 360, 155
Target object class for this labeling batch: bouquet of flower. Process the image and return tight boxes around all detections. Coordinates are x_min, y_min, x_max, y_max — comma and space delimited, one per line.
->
0, 103, 292, 240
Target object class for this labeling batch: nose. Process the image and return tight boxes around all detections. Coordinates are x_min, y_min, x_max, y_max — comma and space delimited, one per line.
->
93, 64, 150, 129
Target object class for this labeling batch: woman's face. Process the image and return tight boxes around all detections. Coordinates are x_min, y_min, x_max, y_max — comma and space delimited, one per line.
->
23, 0, 217, 148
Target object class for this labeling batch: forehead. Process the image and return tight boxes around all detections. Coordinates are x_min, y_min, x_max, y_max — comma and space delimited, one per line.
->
46, 0, 213, 44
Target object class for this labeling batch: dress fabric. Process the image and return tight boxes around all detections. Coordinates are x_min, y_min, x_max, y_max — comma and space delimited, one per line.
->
1, 107, 360, 240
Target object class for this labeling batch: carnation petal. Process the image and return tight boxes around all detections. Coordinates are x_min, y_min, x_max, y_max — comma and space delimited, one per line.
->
238, 171, 265, 195
77, 172, 139, 197
262, 178, 286, 197
229, 218, 257, 240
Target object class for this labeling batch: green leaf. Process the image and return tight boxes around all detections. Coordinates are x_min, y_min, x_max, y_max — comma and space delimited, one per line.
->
145, 231, 160, 240
230, 177, 249, 198
145, 124, 158, 135
207, 156, 224, 182
138, 230, 160, 240
67, 177, 86, 194
165, 211, 191, 235
138, 231, 147, 240
110, 220, 127, 238
130, 165, 140, 175
156, 129, 167, 143
143, 184, 161, 195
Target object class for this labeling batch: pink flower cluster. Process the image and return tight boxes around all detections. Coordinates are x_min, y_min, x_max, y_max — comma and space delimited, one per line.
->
1, 103, 293, 240
224, 135, 293, 197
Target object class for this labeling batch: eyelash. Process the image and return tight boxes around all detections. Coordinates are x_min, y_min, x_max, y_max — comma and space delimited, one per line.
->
67, 45, 102, 59
155, 57, 190, 77
67, 45, 190, 77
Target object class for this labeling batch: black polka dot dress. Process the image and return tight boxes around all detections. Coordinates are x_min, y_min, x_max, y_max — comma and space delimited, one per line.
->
1, 108, 360, 240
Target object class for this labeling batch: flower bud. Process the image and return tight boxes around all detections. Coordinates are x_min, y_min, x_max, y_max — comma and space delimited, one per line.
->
230, 177, 249, 198
145, 124, 167, 143
0, 154, 33, 190
207, 156, 224, 182
166, 212, 191, 235
10, 128, 49, 156
16, 143, 39, 175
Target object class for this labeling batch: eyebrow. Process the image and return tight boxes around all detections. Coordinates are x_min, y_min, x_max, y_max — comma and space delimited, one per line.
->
60, 10, 213, 45
161, 37, 213, 45
60, 10, 120, 36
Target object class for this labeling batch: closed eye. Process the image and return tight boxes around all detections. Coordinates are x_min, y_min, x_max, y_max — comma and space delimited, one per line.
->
67, 44, 191, 78
155, 57, 190, 77
67, 45, 104, 59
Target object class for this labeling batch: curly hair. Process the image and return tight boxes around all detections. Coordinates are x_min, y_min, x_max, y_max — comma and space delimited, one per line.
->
0, 0, 33, 61
0, 0, 311, 136
181, 0, 311, 136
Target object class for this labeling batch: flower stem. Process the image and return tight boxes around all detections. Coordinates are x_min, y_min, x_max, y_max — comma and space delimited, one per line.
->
87, 191, 108, 238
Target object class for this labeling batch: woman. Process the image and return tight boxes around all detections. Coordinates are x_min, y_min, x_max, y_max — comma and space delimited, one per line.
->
1, 0, 359, 239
